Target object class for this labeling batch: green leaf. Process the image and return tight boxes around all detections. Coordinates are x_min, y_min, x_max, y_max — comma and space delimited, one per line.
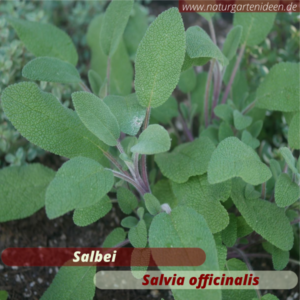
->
269, 159, 282, 181
22, 57, 81, 84
172, 175, 231, 233
153, 179, 178, 208
208, 137, 272, 185
149, 206, 221, 300
151, 96, 178, 124
178, 67, 197, 93
236, 216, 253, 238
245, 184, 261, 200
288, 112, 300, 149
223, 259, 257, 300
248, 120, 263, 138
231, 178, 294, 251
124, 3, 148, 59
137, 207, 145, 220
45, 157, 114, 219
88, 70, 102, 95
100, 0, 133, 56
222, 25, 242, 61
214, 104, 234, 124
72, 92, 120, 146
87, 15, 133, 96
135, 8, 185, 108
73, 195, 112, 227
241, 130, 260, 149
214, 233, 227, 270
186, 26, 228, 66
181, 53, 211, 72
218, 122, 234, 142
155, 137, 215, 183
253, 294, 279, 300
233, 110, 252, 130
117, 188, 138, 214
121, 216, 139, 228
104, 94, 146, 136
275, 173, 300, 208
131, 124, 171, 155
263, 241, 289, 270
198, 12, 215, 21
7, 17, 78, 65
144, 193, 162, 215
128, 219, 148, 248
41, 266, 96, 300
279, 147, 298, 175
0, 164, 54, 222
103, 227, 126, 248
0, 291, 8, 300
221, 213, 237, 247
233, 12, 276, 46
256, 62, 300, 112
2, 82, 108, 161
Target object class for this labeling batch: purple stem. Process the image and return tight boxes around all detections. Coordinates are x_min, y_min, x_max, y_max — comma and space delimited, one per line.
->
204, 60, 215, 127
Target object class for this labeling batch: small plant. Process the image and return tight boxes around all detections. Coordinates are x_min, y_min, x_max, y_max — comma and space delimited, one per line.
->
0, 2, 299, 299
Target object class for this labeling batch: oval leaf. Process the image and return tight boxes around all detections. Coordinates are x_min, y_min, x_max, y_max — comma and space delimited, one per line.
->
222, 25, 242, 61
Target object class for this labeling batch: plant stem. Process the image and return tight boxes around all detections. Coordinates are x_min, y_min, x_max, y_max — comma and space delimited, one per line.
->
261, 182, 266, 199
204, 59, 215, 127
79, 82, 91, 93
208, 19, 216, 44
104, 151, 130, 177
221, 43, 246, 104
291, 218, 300, 225
179, 114, 194, 142
242, 100, 256, 115
211, 62, 221, 119
134, 152, 148, 191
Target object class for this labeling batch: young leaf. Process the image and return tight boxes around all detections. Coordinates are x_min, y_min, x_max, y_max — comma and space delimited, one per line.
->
231, 178, 294, 251
0, 164, 55, 222
208, 137, 272, 185
269, 159, 282, 181
22, 57, 81, 84
275, 173, 300, 208
117, 188, 138, 215
256, 62, 300, 112
214, 104, 234, 124
72, 92, 120, 146
149, 206, 221, 300
104, 94, 146, 136
233, 110, 252, 130
236, 216, 253, 238
1, 82, 108, 162
221, 213, 237, 247
41, 266, 96, 300
222, 25, 242, 61
102, 228, 126, 248
178, 67, 197, 93
248, 120, 263, 138
131, 124, 171, 155
186, 26, 228, 66
128, 219, 148, 248
155, 137, 216, 183
7, 17, 78, 65
279, 147, 298, 175
45, 157, 114, 219
233, 13, 276, 46
172, 175, 231, 233
73, 195, 112, 227
100, 0, 133, 57
144, 193, 162, 215
0, 291, 8, 300
135, 8, 185, 108
151, 96, 178, 124
288, 112, 300, 149
218, 122, 234, 142
241, 130, 260, 149
137, 207, 145, 220
245, 184, 261, 200
88, 70, 102, 95
121, 216, 139, 229
153, 179, 178, 208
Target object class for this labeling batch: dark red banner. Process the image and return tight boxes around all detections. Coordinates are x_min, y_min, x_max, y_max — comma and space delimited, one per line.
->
1, 247, 206, 267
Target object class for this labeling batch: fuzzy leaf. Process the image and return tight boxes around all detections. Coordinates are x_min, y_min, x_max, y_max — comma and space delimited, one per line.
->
144, 193, 162, 215
0, 164, 55, 222
117, 188, 138, 215
41, 266, 96, 300
275, 173, 300, 208
222, 25, 243, 61
233, 13, 276, 46
131, 124, 171, 154
103, 228, 127, 248
88, 70, 102, 95
149, 206, 221, 300
1, 82, 108, 161
151, 96, 178, 124
8, 17, 78, 65
100, 0, 133, 56
221, 213, 237, 247
186, 26, 228, 66
231, 178, 294, 251
263, 241, 289, 270
153, 179, 178, 208
178, 67, 197, 93
256, 62, 300, 112
104, 94, 146, 136
253, 294, 279, 300
22, 57, 81, 84
121, 216, 139, 229
245, 184, 261, 200
45, 157, 114, 219
218, 122, 234, 142
155, 137, 216, 183
181, 53, 211, 72
288, 112, 300, 149
0, 291, 8, 300
137, 207, 145, 220
214, 104, 234, 124
233, 110, 252, 130
128, 220, 148, 248
248, 120, 263, 138
269, 159, 282, 181
73, 195, 112, 227
172, 175, 231, 233
241, 130, 260, 149
279, 147, 298, 175
135, 8, 185, 108
214, 233, 227, 270
72, 92, 120, 146
191, 73, 211, 114
236, 216, 253, 238
208, 137, 271, 185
